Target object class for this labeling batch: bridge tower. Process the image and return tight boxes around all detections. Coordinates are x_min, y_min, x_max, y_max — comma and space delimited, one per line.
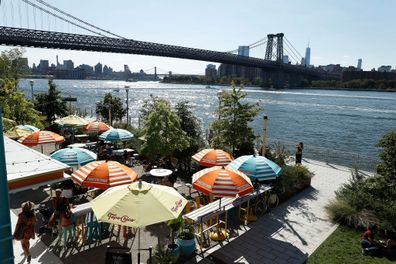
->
276, 33, 284, 62
264, 34, 275, 60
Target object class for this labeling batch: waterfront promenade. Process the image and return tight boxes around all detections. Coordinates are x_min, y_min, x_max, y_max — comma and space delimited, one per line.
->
10, 158, 368, 263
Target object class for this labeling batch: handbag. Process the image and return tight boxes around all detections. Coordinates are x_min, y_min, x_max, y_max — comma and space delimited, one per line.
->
13, 224, 25, 241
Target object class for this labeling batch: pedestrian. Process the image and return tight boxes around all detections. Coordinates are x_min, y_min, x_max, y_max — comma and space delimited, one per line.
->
48, 189, 71, 227
14, 201, 36, 263
295, 142, 304, 164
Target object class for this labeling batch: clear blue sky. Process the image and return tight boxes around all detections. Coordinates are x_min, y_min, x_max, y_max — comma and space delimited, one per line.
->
0, 0, 395, 74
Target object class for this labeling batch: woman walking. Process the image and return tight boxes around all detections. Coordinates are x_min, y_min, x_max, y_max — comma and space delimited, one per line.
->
14, 201, 36, 262
295, 142, 304, 164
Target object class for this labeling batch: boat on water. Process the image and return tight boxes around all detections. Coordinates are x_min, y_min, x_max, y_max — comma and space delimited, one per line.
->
206, 85, 216, 89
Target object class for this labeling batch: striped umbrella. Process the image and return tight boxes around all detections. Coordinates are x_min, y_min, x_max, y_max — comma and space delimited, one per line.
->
84, 121, 111, 133
16, 124, 40, 132
192, 149, 233, 167
192, 166, 253, 197
18, 130, 65, 146
50, 147, 97, 167
55, 115, 88, 127
5, 127, 32, 139
99, 128, 134, 142
71, 160, 138, 189
227, 154, 282, 182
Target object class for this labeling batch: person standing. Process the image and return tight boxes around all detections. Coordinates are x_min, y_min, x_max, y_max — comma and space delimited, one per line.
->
295, 142, 304, 164
14, 201, 36, 262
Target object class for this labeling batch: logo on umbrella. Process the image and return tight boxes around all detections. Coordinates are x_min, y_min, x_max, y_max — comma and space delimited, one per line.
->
107, 212, 135, 223
171, 199, 183, 212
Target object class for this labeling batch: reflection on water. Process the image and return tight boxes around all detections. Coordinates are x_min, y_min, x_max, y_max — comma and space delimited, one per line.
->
18, 79, 396, 171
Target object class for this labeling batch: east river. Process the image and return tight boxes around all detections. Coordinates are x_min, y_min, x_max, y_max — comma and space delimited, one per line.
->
18, 79, 396, 171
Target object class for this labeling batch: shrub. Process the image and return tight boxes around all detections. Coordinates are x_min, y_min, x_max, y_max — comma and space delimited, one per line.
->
178, 222, 195, 240
279, 165, 312, 192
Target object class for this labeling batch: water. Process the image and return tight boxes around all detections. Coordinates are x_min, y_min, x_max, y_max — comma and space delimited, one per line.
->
18, 79, 396, 171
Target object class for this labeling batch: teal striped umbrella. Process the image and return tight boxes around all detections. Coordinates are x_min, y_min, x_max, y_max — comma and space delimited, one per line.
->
227, 154, 282, 182
16, 125, 40, 132
50, 147, 97, 167
98, 128, 134, 142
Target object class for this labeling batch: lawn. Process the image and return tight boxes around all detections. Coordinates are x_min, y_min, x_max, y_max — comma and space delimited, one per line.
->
308, 225, 396, 264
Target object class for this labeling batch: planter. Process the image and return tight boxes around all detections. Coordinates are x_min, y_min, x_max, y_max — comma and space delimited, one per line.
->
279, 178, 312, 203
176, 237, 196, 257
167, 243, 180, 263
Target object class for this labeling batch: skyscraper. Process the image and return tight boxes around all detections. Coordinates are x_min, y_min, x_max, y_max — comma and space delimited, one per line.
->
357, 59, 362, 70
304, 43, 311, 66
238, 46, 250, 57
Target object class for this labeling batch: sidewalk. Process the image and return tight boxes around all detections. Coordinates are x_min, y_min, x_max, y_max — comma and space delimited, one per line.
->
193, 159, 367, 264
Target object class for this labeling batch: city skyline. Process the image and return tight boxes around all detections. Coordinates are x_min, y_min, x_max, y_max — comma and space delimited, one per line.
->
0, 0, 395, 73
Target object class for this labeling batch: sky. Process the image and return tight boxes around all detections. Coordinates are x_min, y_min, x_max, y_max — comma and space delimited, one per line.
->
0, 0, 395, 74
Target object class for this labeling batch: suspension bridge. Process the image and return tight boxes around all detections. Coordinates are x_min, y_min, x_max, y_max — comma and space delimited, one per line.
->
0, 0, 320, 87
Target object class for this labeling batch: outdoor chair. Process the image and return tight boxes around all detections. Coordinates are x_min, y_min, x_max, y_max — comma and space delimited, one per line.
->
109, 224, 136, 242
84, 211, 102, 245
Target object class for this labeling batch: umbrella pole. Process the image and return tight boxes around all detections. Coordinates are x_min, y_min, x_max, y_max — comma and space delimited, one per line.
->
137, 227, 141, 263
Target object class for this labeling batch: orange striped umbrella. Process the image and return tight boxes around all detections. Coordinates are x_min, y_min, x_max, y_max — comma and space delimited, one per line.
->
192, 149, 233, 167
192, 166, 253, 197
17, 130, 65, 146
71, 160, 138, 189
84, 121, 111, 133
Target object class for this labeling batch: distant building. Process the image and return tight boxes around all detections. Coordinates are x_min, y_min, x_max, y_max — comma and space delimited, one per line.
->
103, 65, 113, 75
77, 64, 94, 75
238, 46, 250, 57
38, 60, 49, 73
378, 65, 392, 72
63, 60, 74, 70
304, 45, 311, 66
282, 55, 289, 64
94, 63, 103, 75
357, 58, 362, 70
342, 70, 396, 82
124, 65, 131, 74
205, 64, 217, 81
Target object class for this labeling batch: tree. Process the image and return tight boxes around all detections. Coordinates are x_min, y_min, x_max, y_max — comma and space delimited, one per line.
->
35, 80, 69, 124
174, 101, 204, 171
96, 92, 126, 125
209, 84, 260, 156
0, 79, 42, 129
0, 48, 28, 82
376, 131, 396, 182
141, 99, 189, 160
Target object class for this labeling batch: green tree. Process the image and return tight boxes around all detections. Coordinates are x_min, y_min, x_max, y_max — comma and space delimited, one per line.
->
96, 92, 126, 125
376, 131, 396, 182
174, 101, 204, 171
0, 79, 42, 129
141, 99, 189, 160
0, 48, 28, 82
34, 80, 69, 124
209, 84, 260, 156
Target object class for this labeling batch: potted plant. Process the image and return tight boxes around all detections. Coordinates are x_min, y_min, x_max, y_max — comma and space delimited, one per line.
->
153, 244, 172, 264
176, 222, 196, 257
166, 217, 181, 263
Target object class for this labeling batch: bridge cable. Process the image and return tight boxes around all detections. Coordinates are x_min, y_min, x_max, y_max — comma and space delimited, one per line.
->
21, 0, 109, 36
283, 41, 301, 63
18, 0, 23, 28
32, 0, 126, 39
25, 0, 29, 28
2, 0, 7, 26
10, 0, 15, 27
283, 45, 299, 64
284, 37, 304, 59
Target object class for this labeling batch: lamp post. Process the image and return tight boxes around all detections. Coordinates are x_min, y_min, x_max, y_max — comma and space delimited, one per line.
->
261, 114, 268, 156
125, 86, 129, 125
217, 89, 223, 120
29, 79, 34, 101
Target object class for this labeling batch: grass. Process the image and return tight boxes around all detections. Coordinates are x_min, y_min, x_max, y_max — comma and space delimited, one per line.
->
308, 225, 395, 264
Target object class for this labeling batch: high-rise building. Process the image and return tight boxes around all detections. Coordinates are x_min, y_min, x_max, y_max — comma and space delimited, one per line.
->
282, 55, 289, 64
304, 43, 311, 66
63, 60, 74, 70
357, 59, 362, 70
38, 60, 49, 73
378, 65, 392, 72
238, 46, 250, 57
94, 63, 103, 75
205, 64, 217, 80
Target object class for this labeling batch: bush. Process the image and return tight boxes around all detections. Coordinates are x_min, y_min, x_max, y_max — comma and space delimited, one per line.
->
178, 222, 195, 240
279, 165, 312, 192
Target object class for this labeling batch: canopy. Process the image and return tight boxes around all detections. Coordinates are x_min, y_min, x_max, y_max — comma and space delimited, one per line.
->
90, 181, 187, 228
99, 128, 134, 142
16, 125, 40, 132
192, 149, 233, 167
5, 127, 32, 139
227, 154, 282, 181
55, 115, 88, 127
71, 160, 138, 188
84, 121, 111, 133
192, 166, 253, 197
50, 147, 97, 167
17, 130, 64, 146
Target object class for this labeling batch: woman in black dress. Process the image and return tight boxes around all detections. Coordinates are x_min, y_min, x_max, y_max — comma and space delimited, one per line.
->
295, 142, 304, 164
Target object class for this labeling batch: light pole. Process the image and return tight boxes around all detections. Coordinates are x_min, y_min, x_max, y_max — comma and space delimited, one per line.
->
261, 114, 268, 156
29, 79, 34, 101
217, 89, 223, 120
125, 86, 129, 125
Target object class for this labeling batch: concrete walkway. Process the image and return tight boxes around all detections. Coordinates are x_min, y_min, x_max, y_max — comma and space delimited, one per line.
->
195, 159, 368, 264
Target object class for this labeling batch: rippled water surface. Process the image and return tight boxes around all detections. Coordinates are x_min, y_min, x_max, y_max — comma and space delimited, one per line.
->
18, 79, 396, 171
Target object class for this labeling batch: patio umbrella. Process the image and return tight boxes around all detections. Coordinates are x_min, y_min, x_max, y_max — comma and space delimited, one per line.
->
98, 128, 134, 142
227, 154, 282, 182
90, 180, 187, 260
192, 149, 233, 167
5, 127, 32, 139
16, 124, 40, 132
71, 160, 138, 188
84, 121, 111, 133
192, 166, 253, 197
54, 115, 88, 127
18, 130, 64, 147
50, 147, 97, 167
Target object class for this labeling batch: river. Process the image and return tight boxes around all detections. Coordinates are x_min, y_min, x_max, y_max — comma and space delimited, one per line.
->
17, 79, 396, 171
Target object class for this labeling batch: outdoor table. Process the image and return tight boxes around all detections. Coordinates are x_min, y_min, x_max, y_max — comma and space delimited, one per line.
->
149, 168, 172, 177
68, 143, 87, 149
112, 148, 135, 156
183, 185, 271, 252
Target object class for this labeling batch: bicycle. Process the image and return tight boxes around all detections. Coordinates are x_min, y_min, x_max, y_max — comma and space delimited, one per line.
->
251, 188, 280, 218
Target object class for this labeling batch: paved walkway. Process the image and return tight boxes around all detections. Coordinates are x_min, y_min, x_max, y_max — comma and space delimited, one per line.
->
193, 159, 370, 264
